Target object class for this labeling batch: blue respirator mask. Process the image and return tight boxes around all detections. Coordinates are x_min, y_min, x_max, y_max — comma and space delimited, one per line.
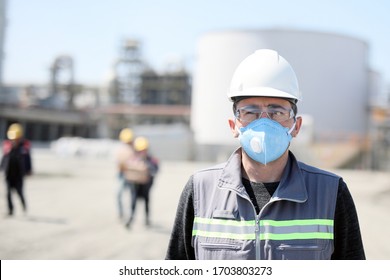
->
238, 118, 296, 165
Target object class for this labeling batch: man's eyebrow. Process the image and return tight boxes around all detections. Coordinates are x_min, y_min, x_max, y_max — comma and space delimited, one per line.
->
237, 104, 260, 110
267, 104, 289, 110
239, 104, 289, 110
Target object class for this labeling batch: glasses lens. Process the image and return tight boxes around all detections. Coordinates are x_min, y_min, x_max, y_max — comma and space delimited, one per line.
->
236, 106, 293, 123
236, 107, 260, 123
267, 108, 293, 122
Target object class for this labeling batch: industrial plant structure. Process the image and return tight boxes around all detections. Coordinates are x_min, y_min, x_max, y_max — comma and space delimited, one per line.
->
0, 39, 191, 143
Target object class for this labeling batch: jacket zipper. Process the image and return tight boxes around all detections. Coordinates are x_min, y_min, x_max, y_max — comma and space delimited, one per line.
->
233, 189, 261, 260
221, 186, 286, 260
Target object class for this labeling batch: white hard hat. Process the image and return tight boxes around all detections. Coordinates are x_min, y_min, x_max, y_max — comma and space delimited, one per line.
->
228, 49, 301, 103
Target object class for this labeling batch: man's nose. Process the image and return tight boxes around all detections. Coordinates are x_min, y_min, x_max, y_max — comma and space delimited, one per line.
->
259, 111, 269, 119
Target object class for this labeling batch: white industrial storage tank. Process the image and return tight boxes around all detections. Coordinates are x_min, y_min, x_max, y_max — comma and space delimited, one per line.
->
191, 29, 371, 161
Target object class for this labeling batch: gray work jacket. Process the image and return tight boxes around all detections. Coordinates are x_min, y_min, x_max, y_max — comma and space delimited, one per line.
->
192, 149, 339, 260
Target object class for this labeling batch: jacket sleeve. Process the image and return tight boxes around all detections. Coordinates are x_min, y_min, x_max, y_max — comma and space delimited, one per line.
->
0, 154, 4, 171
165, 176, 195, 260
331, 178, 366, 260
0, 140, 10, 171
24, 149, 32, 174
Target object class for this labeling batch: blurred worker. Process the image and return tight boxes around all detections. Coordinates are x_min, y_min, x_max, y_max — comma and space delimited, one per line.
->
115, 128, 135, 220
166, 49, 365, 260
1, 123, 33, 216
124, 136, 159, 228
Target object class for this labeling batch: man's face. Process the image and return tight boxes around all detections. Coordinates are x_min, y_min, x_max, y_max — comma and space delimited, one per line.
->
229, 96, 302, 137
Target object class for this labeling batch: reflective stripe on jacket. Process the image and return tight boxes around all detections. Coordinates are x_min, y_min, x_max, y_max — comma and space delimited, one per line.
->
192, 149, 339, 260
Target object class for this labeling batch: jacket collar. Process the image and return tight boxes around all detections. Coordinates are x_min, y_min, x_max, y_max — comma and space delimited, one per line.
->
273, 151, 307, 203
218, 148, 307, 203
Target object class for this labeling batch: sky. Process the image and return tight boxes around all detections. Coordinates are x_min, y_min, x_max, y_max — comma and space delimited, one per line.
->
3, 0, 390, 89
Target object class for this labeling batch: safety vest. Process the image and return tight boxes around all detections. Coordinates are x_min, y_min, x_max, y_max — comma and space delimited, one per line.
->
192, 149, 339, 260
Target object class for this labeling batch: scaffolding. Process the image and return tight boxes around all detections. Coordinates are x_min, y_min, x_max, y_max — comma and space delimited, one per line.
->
108, 39, 144, 104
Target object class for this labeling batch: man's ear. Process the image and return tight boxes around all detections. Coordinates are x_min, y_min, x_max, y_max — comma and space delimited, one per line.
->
228, 119, 239, 138
291, 116, 302, 137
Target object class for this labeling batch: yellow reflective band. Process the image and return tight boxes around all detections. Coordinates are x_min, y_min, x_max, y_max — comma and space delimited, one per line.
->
194, 217, 255, 227
194, 218, 333, 227
260, 232, 334, 240
192, 229, 255, 240
261, 219, 334, 227
193, 230, 333, 240
193, 218, 334, 241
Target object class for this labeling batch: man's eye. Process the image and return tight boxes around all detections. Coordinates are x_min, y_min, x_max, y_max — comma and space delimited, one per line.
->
240, 109, 256, 116
270, 110, 284, 116
246, 111, 257, 115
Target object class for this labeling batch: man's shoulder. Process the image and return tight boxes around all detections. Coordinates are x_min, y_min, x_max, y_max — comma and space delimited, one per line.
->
115, 143, 134, 160
22, 139, 32, 150
190, 162, 226, 182
297, 160, 341, 179
2, 140, 12, 154
194, 162, 225, 174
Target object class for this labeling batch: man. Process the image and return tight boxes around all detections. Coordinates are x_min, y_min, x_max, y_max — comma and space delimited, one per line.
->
165, 49, 365, 260
115, 128, 135, 220
124, 136, 159, 228
1, 123, 32, 216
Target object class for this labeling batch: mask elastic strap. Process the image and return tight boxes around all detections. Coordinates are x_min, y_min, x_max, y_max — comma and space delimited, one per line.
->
234, 118, 242, 136
287, 121, 296, 135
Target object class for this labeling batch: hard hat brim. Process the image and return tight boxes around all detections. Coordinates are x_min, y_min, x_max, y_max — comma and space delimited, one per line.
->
228, 86, 301, 102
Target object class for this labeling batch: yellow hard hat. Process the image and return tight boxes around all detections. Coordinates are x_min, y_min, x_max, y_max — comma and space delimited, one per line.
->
7, 123, 23, 140
134, 136, 149, 152
119, 128, 134, 143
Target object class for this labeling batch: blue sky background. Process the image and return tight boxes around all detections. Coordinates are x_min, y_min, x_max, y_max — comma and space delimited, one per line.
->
3, 0, 390, 89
